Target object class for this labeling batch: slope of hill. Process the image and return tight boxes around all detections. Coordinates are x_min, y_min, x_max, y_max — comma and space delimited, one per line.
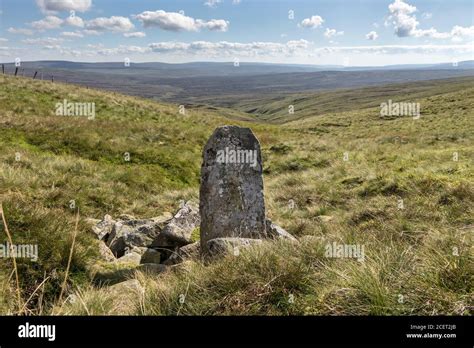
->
224, 76, 474, 123
0, 74, 472, 315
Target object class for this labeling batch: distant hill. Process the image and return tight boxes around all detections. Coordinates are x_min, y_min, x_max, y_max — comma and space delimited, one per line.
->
2, 60, 473, 105
3, 60, 474, 77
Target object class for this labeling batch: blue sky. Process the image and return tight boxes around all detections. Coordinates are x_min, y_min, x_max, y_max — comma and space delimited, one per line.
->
0, 0, 473, 65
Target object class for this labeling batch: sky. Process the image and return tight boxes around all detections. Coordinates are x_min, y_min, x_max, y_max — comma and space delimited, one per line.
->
0, 0, 473, 66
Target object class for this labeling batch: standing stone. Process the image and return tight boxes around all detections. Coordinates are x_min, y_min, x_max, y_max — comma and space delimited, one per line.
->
200, 126, 266, 255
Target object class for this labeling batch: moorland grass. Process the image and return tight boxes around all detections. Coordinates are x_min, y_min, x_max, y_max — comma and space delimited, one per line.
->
0, 74, 472, 315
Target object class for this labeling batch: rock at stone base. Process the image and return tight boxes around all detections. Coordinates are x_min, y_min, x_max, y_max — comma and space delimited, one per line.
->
107, 279, 145, 314
98, 241, 116, 262
91, 214, 115, 241
206, 237, 263, 257
115, 251, 142, 267
163, 242, 200, 265
109, 279, 144, 295
106, 222, 134, 257
106, 219, 166, 258
150, 212, 173, 223
265, 219, 298, 242
140, 248, 162, 264
151, 201, 200, 248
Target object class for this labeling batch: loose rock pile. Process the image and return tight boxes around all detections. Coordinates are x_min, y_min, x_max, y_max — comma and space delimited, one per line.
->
89, 203, 294, 268
88, 201, 201, 268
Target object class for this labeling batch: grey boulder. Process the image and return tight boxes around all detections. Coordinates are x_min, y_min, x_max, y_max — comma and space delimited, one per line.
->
163, 242, 201, 265
265, 219, 298, 242
151, 201, 200, 248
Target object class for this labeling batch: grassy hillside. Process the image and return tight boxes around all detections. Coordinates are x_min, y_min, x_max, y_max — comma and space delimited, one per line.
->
0, 74, 472, 315
215, 77, 474, 123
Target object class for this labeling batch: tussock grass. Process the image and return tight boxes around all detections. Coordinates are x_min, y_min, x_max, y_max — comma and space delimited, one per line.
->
0, 75, 472, 315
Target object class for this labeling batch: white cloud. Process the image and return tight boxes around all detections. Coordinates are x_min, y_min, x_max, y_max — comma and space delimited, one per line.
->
324, 28, 344, 38
22, 37, 64, 45
97, 45, 151, 55
82, 29, 101, 36
317, 44, 474, 55
148, 39, 311, 57
450, 26, 474, 41
204, 0, 222, 7
387, 0, 418, 37
29, 14, 85, 31
232, 0, 241, 4
8, 27, 34, 35
87, 43, 103, 49
299, 15, 324, 29
43, 44, 61, 50
31, 15, 63, 30
0, 38, 8, 42
123, 31, 147, 38
61, 31, 84, 38
422, 12, 432, 20
148, 42, 191, 52
134, 10, 229, 32
196, 19, 229, 32
36, 0, 92, 13
387, 0, 474, 41
63, 15, 85, 27
366, 31, 379, 40
86, 16, 135, 32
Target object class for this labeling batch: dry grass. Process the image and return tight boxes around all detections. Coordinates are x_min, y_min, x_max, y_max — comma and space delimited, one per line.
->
0, 74, 472, 315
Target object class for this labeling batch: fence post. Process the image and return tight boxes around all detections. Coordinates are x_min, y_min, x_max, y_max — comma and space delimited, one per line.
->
33, 71, 38, 79
14, 67, 18, 76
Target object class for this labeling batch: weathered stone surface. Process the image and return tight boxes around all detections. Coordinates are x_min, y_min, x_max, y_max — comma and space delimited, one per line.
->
92, 214, 115, 241
163, 242, 201, 265
115, 251, 142, 267
98, 240, 116, 262
206, 237, 263, 257
265, 219, 298, 242
107, 279, 145, 314
140, 248, 162, 264
106, 222, 134, 257
200, 126, 266, 255
109, 279, 144, 294
106, 217, 169, 257
130, 246, 148, 256
150, 212, 173, 223
151, 201, 200, 248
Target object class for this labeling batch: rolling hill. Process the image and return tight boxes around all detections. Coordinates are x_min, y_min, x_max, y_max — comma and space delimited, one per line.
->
0, 73, 472, 315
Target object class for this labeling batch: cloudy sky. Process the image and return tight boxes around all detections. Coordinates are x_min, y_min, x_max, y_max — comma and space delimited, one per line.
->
0, 0, 473, 66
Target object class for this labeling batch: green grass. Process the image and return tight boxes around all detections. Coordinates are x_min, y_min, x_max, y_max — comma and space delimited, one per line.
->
230, 76, 474, 123
0, 74, 472, 315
